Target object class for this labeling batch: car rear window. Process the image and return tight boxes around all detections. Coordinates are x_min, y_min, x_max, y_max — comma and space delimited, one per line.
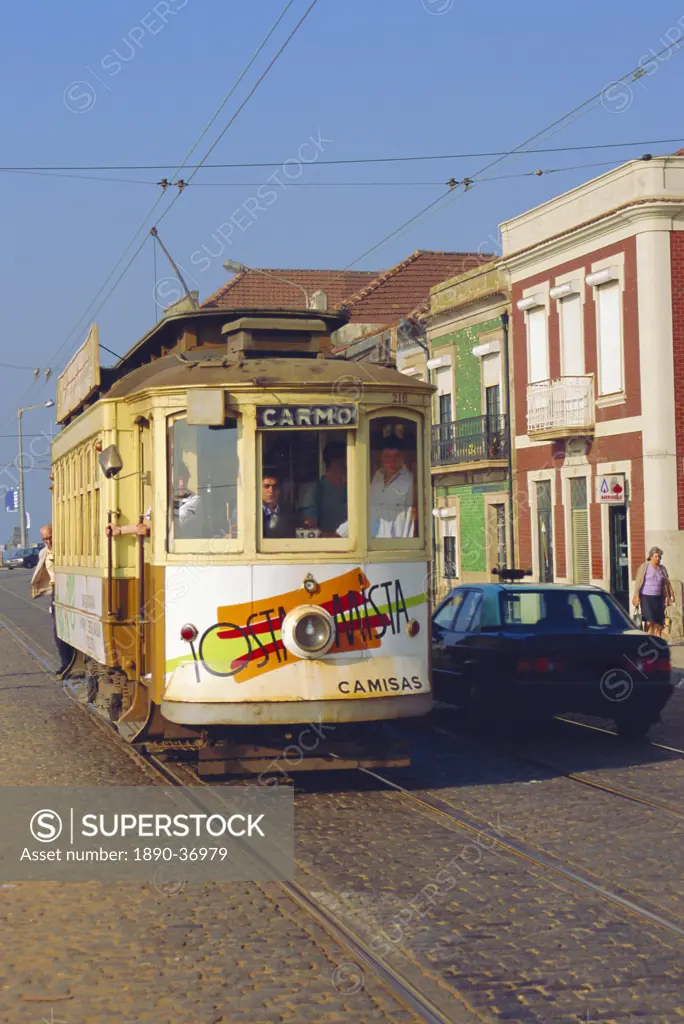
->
500, 589, 630, 631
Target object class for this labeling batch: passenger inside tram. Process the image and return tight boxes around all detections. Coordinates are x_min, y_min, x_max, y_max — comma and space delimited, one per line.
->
302, 441, 348, 535
261, 472, 298, 539
169, 418, 239, 542
260, 430, 348, 541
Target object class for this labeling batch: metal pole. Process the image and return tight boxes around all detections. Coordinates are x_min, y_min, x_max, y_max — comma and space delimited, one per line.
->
250, 267, 311, 308
501, 311, 516, 570
17, 408, 26, 548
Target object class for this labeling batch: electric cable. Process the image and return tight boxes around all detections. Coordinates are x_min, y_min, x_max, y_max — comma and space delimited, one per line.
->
341, 39, 684, 270
2, 0, 317, 432
3, 136, 684, 171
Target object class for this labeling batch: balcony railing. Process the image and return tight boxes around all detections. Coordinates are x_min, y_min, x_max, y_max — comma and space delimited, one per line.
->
526, 376, 594, 435
431, 414, 508, 467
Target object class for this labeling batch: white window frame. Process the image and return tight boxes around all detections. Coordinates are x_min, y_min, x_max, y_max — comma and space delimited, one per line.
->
551, 275, 585, 379
586, 255, 626, 406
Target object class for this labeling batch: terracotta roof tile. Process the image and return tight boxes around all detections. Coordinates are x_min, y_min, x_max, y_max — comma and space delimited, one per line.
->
202, 268, 381, 310
344, 250, 493, 322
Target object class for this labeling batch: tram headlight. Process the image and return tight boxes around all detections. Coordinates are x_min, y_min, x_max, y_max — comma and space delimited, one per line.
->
281, 605, 336, 659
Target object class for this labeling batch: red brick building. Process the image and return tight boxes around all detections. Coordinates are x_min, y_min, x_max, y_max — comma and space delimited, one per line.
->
500, 156, 684, 621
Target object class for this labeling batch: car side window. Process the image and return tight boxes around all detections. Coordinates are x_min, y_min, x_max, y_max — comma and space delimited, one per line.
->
433, 591, 465, 630
453, 591, 482, 632
586, 592, 616, 627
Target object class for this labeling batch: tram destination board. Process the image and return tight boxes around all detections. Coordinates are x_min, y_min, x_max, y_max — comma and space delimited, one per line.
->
257, 404, 357, 429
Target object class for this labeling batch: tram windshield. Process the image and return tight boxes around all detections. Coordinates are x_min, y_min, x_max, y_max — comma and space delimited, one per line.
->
168, 418, 239, 541
368, 417, 419, 539
260, 430, 348, 542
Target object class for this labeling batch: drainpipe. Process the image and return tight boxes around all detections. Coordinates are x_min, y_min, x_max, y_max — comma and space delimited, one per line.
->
410, 335, 437, 602
501, 311, 516, 570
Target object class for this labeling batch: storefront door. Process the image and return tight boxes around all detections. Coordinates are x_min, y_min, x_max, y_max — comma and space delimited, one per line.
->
609, 506, 629, 611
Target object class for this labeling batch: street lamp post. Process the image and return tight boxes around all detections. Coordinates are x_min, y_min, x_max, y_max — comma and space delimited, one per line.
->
18, 401, 54, 547
223, 259, 312, 309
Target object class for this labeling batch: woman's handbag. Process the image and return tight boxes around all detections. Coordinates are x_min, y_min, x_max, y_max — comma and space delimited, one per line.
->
631, 604, 643, 630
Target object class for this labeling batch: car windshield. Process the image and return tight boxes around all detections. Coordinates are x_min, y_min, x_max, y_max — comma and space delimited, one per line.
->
500, 588, 632, 632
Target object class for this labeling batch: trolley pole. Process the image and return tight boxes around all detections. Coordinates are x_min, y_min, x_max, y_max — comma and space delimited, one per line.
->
17, 401, 55, 548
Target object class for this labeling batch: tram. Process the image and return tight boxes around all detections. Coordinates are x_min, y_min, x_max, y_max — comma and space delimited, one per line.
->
52, 308, 434, 775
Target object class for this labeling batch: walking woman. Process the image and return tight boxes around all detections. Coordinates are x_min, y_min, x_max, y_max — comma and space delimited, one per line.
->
632, 547, 675, 637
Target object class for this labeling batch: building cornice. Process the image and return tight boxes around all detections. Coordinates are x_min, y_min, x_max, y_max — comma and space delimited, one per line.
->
500, 198, 684, 276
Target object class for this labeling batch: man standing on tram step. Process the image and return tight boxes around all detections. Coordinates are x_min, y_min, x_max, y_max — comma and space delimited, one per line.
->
31, 523, 76, 680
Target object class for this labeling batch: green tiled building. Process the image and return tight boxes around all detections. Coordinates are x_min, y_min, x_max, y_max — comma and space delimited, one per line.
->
426, 263, 513, 597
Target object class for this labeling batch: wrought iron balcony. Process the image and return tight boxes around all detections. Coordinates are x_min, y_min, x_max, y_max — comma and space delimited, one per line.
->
431, 414, 508, 468
527, 376, 595, 438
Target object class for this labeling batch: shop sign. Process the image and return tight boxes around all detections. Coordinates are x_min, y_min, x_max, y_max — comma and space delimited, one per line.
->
597, 474, 626, 504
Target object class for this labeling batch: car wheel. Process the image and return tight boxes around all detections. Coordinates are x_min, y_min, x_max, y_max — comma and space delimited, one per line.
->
615, 715, 654, 740
6, 567, 12, 571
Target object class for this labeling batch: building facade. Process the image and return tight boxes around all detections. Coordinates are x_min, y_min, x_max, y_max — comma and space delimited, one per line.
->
501, 156, 684, 624
424, 263, 512, 598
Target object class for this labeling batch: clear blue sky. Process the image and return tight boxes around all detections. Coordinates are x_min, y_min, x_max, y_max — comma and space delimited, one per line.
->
2, 0, 683, 531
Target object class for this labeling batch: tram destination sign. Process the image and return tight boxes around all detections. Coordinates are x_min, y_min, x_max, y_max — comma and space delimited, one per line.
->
257, 404, 357, 429
56, 323, 100, 423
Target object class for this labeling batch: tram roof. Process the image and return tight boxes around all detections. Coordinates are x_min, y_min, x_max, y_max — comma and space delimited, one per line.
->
113, 306, 350, 375
106, 350, 433, 401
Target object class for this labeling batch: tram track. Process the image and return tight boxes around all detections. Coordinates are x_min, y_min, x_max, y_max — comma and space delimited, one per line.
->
430, 718, 684, 821
6, 605, 684, 1018
347, 761, 684, 942
428, 701, 684, 819
0, 611, 463, 1024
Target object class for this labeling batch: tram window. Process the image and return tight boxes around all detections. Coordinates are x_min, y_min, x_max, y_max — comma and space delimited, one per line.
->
168, 418, 239, 541
368, 417, 419, 539
260, 431, 348, 542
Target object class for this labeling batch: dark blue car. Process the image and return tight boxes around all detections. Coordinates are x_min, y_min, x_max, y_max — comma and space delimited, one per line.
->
432, 582, 673, 739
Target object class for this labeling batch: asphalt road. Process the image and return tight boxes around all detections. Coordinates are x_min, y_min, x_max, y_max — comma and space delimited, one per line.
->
1, 569, 684, 1023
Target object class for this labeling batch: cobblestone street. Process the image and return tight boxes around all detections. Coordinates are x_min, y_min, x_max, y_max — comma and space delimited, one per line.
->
0, 571, 683, 1023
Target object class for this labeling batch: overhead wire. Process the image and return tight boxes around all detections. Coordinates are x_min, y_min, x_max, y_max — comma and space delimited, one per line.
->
2, 0, 315, 434
3, 136, 684, 171
340, 39, 684, 269
47, 0, 303, 378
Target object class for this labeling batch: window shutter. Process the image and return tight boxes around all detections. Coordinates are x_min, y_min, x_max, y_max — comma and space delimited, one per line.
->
571, 509, 591, 584
596, 282, 622, 395
569, 477, 590, 584
482, 352, 500, 388
527, 307, 549, 383
559, 294, 583, 376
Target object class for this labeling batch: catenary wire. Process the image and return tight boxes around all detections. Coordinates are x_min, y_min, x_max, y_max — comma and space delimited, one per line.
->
46, 0, 305, 378
3, 136, 684, 171
341, 41, 684, 269
0, 157, 651, 190
0, 0, 315, 433
67, 0, 324, 359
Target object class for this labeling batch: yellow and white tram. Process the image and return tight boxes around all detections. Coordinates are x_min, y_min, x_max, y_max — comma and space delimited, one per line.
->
52, 309, 433, 774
